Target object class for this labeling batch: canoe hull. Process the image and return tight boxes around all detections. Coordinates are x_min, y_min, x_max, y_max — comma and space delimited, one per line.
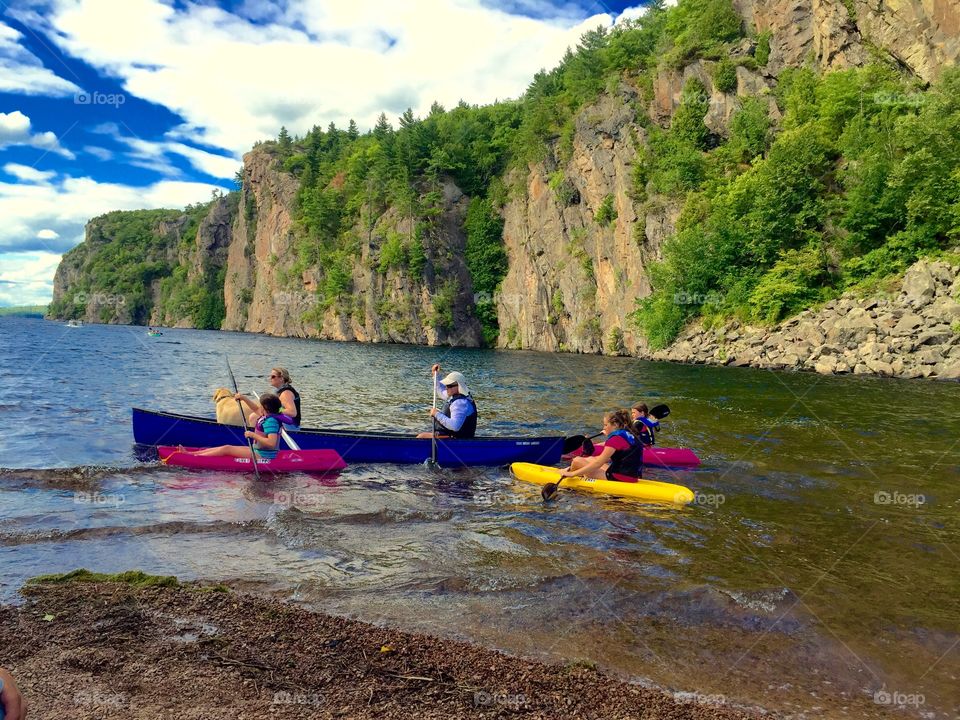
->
134, 408, 564, 467
562, 443, 700, 467
158, 447, 346, 474
511, 462, 694, 504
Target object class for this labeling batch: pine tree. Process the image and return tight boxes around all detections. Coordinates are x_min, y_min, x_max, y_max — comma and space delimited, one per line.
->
277, 126, 292, 155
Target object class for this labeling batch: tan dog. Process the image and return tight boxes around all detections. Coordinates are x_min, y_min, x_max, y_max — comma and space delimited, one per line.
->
213, 387, 245, 426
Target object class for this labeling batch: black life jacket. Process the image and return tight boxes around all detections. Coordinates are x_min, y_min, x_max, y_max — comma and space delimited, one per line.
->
276, 384, 301, 427
633, 417, 657, 446
434, 393, 478, 439
605, 429, 643, 480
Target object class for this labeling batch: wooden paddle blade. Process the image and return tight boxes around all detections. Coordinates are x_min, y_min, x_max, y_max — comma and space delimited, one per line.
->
562, 435, 587, 454
541, 482, 559, 500
650, 404, 670, 419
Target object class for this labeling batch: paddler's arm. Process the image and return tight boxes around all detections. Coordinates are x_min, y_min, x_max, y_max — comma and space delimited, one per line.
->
234, 393, 260, 412
244, 430, 278, 449
278, 389, 297, 418
559, 446, 615, 477
430, 398, 467, 432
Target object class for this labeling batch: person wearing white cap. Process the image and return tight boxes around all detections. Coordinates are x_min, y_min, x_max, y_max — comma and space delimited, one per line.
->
415, 363, 479, 439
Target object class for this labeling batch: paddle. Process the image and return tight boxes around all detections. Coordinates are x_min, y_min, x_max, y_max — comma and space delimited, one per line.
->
424, 369, 441, 470
226, 358, 261, 481
541, 470, 568, 501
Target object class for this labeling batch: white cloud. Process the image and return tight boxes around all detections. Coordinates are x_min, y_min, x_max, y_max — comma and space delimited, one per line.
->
3, 162, 56, 183
0, 21, 81, 97
83, 145, 113, 160
0, 110, 75, 159
24, 0, 622, 155
0, 172, 227, 259
0, 251, 62, 306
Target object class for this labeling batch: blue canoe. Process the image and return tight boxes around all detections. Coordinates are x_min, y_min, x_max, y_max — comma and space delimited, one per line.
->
132, 408, 564, 467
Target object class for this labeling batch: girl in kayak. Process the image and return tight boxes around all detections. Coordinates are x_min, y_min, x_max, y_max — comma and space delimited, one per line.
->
631, 402, 660, 446
185, 394, 287, 459
559, 409, 643, 482
236, 366, 302, 430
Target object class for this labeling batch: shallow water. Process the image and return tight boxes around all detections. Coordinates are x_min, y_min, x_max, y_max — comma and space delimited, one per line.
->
1, 317, 958, 717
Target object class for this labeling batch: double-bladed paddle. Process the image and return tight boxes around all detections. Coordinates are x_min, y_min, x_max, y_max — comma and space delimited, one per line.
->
226, 357, 261, 481
547, 403, 672, 501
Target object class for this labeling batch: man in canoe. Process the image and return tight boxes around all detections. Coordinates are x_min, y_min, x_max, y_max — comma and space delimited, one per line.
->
236, 366, 302, 430
416, 364, 478, 439
559, 409, 643, 481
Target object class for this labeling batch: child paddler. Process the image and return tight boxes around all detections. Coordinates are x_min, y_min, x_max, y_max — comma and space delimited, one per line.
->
631, 402, 660, 446
559, 409, 644, 482
185, 394, 292, 459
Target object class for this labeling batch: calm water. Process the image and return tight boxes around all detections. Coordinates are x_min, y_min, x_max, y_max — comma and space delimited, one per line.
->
1, 317, 958, 718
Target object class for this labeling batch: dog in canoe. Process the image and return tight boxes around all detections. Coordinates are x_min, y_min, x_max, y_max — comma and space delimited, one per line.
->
213, 387, 245, 426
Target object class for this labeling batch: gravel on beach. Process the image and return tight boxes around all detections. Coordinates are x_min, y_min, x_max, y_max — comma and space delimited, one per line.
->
0, 576, 758, 719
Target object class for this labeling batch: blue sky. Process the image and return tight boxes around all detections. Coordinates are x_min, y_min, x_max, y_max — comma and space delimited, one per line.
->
0, 0, 652, 306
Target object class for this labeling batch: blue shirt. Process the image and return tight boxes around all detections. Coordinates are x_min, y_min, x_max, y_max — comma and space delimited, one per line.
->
434, 378, 472, 432
255, 416, 281, 459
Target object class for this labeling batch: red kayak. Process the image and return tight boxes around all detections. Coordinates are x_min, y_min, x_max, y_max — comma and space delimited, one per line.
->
158, 447, 346, 474
562, 443, 700, 467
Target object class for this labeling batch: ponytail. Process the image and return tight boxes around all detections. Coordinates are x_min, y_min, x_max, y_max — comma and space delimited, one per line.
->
605, 409, 639, 441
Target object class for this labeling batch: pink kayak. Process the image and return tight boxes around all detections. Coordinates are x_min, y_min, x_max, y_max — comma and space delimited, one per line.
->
158, 447, 346, 473
562, 443, 700, 467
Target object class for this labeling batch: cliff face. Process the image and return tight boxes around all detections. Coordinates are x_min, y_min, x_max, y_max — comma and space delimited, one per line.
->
734, 0, 960, 82
223, 147, 481, 345
497, 90, 660, 354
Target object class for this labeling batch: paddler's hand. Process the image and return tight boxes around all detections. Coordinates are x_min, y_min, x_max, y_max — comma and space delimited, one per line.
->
431, 363, 440, 374
429, 408, 438, 418
243, 431, 255, 439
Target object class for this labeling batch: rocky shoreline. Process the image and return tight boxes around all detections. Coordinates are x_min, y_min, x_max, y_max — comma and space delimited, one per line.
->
648, 256, 960, 381
1, 575, 757, 720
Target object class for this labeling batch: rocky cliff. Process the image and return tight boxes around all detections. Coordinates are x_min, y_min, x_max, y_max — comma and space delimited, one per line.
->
223, 147, 481, 345
652, 254, 960, 380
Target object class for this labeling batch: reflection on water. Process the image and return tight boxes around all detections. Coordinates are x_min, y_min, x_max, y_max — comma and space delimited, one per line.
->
1, 317, 959, 718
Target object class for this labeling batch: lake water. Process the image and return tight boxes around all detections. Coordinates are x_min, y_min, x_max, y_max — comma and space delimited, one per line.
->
1, 317, 958, 718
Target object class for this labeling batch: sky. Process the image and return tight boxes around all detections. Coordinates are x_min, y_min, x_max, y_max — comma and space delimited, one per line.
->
0, 0, 653, 307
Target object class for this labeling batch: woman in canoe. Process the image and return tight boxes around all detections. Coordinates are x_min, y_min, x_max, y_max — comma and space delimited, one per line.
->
236, 366, 302, 430
631, 402, 659, 446
186, 394, 286, 459
559, 409, 643, 481
416, 364, 478, 439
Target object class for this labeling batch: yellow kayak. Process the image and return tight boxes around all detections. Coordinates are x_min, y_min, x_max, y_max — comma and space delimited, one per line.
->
510, 462, 695, 505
